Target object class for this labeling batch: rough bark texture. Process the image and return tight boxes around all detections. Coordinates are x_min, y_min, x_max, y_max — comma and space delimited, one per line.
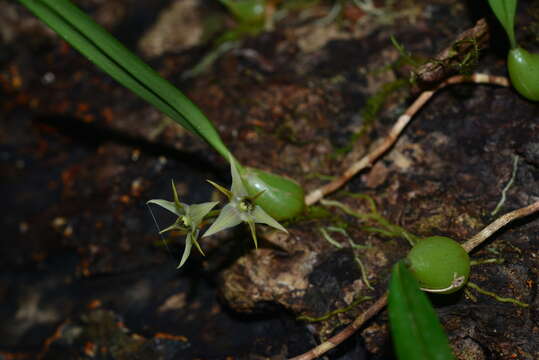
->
1, 0, 538, 359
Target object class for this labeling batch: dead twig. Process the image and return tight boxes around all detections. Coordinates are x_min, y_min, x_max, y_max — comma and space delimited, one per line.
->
305, 74, 510, 206
462, 200, 539, 252
412, 19, 490, 91
289, 200, 539, 360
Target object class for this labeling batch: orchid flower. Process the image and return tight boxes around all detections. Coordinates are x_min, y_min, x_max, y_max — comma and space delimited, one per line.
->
203, 158, 288, 247
147, 181, 218, 268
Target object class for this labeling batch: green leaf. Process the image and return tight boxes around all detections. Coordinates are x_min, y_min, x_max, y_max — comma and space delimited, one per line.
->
388, 262, 455, 360
18, 0, 233, 160
487, 0, 518, 48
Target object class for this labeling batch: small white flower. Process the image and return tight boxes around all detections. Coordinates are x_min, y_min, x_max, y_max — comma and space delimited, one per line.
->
147, 180, 218, 268
203, 158, 287, 247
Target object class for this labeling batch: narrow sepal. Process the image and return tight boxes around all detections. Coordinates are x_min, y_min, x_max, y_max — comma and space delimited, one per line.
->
171, 179, 182, 207
247, 220, 258, 248
188, 201, 219, 226
147, 199, 183, 216
203, 204, 243, 237
207, 180, 233, 198
229, 157, 249, 197
159, 222, 186, 234
177, 234, 193, 269
192, 235, 205, 256
252, 206, 288, 233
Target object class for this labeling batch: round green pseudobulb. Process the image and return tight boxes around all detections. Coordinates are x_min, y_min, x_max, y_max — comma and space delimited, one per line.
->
406, 236, 470, 294
219, 0, 265, 24
508, 47, 539, 101
242, 167, 305, 221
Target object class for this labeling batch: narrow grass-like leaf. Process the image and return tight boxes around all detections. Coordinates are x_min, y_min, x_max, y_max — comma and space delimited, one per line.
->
488, 0, 518, 48
388, 261, 455, 360
19, 0, 232, 160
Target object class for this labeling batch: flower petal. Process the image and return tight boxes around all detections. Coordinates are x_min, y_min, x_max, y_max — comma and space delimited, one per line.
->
247, 220, 258, 248
207, 180, 232, 198
191, 235, 205, 256
159, 221, 186, 234
252, 205, 288, 233
171, 179, 182, 208
188, 201, 219, 226
147, 199, 183, 216
229, 157, 249, 197
203, 204, 242, 237
177, 233, 193, 269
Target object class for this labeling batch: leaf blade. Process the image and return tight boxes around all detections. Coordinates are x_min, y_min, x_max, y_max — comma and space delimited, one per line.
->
388, 261, 455, 360
487, 0, 517, 48
19, 0, 232, 159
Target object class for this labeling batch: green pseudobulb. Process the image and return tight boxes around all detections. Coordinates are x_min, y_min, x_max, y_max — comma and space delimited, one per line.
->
219, 0, 265, 24
508, 47, 539, 101
406, 236, 470, 294
241, 167, 305, 221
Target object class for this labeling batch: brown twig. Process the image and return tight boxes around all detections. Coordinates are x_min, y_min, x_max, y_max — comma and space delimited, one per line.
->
305, 74, 510, 206
412, 18, 490, 91
288, 293, 388, 360
462, 200, 539, 252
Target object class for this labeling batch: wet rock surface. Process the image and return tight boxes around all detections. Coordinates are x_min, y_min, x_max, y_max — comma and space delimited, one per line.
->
1, 0, 539, 359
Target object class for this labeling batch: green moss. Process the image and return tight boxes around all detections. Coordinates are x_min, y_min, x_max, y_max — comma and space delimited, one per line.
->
412, 204, 482, 237
321, 195, 420, 246
415, 213, 450, 234
413, 205, 457, 235
297, 295, 372, 322
333, 78, 408, 157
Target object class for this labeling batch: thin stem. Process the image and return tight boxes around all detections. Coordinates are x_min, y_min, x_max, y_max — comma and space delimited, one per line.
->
470, 258, 504, 266
319, 226, 373, 289
315, 1, 342, 26
297, 296, 373, 323
305, 74, 510, 206
319, 227, 344, 248
321, 199, 419, 246
491, 155, 519, 216
466, 281, 528, 307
